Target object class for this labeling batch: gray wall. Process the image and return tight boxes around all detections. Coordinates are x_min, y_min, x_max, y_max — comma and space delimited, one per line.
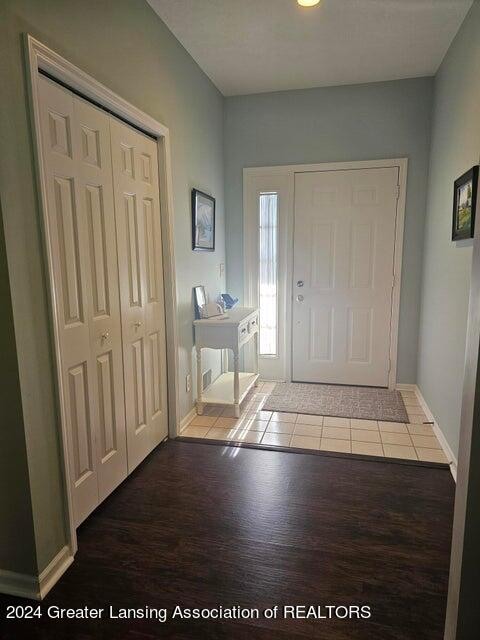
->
224, 77, 433, 383
0, 200, 37, 575
0, 0, 225, 575
417, 0, 480, 458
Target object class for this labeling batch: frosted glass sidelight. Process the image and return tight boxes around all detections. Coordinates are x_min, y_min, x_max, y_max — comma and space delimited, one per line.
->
259, 193, 278, 356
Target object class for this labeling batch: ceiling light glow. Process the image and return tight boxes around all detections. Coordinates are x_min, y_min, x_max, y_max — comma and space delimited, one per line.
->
298, 0, 321, 6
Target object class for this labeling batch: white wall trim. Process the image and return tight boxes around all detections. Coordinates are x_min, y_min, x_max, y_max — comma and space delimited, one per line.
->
244, 159, 409, 175
38, 545, 74, 600
179, 407, 197, 433
0, 546, 73, 600
396, 383, 417, 392
389, 159, 408, 389
413, 385, 458, 482
397, 383, 458, 481
244, 159, 407, 388
24, 34, 180, 582
0, 569, 39, 600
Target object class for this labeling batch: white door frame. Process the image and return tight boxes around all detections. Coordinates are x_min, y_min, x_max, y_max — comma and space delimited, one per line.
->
25, 35, 180, 558
243, 158, 407, 389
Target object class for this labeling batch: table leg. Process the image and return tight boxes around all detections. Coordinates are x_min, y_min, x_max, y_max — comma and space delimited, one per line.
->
254, 330, 259, 386
196, 346, 203, 415
233, 348, 240, 417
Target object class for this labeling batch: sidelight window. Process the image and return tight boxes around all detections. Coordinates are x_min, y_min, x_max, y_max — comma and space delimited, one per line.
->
258, 192, 278, 356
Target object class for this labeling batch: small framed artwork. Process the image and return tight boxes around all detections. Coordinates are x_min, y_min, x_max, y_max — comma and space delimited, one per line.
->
192, 189, 215, 251
452, 166, 479, 241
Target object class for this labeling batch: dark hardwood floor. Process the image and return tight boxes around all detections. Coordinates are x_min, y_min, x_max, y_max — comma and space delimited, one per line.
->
0, 440, 455, 640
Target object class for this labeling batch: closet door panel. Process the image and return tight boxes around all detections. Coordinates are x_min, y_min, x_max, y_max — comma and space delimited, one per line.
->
110, 118, 148, 471
110, 118, 168, 472
140, 138, 168, 447
39, 76, 99, 525
73, 95, 128, 502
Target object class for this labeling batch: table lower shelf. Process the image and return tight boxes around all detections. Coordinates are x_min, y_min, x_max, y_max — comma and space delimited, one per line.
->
198, 372, 259, 407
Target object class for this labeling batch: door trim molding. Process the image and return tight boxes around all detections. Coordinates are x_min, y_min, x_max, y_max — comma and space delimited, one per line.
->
24, 34, 180, 571
244, 158, 408, 388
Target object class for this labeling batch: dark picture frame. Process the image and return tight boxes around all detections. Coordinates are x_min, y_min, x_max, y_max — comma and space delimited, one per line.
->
452, 166, 479, 241
192, 188, 215, 251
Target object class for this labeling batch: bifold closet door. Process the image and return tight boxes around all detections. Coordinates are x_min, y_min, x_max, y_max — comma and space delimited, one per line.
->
110, 117, 168, 472
38, 76, 128, 525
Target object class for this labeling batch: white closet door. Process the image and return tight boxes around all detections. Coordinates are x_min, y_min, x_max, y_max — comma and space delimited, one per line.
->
38, 76, 127, 525
110, 117, 168, 472
292, 168, 398, 387
71, 95, 128, 503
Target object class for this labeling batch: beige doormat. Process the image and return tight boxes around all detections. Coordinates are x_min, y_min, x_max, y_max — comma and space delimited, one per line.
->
263, 382, 409, 423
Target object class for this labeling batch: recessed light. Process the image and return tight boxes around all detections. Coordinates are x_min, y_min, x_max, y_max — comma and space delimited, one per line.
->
298, 0, 321, 6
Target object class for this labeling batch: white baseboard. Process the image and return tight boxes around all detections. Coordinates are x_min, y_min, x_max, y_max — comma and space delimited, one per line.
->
395, 383, 417, 392
38, 545, 74, 599
0, 545, 73, 600
178, 366, 231, 435
397, 383, 457, 481
179, 406, 197, 434
0, 568, 38, 600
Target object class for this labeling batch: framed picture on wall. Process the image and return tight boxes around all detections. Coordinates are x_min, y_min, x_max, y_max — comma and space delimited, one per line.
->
192, 189, 215, 251
452, 166, 479, 241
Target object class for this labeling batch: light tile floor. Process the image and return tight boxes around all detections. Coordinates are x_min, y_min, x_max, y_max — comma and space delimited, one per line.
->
181, 382, 450, 465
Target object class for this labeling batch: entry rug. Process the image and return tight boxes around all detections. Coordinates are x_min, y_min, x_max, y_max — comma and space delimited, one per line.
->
263, 383, 409, 423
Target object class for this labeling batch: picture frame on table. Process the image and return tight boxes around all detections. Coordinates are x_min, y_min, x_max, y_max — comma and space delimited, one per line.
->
193, 285, 207, 319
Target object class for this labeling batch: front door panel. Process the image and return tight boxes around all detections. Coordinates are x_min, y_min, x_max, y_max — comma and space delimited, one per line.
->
292, 168, 399, 387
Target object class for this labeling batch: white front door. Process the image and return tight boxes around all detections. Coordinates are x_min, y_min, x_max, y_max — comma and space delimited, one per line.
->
292, 167, 399, 387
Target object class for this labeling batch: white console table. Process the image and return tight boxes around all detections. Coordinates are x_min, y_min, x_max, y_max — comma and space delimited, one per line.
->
194, 307, 260, 417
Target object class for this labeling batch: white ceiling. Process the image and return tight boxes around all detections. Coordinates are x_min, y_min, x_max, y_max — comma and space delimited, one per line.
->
147, 0, 473, 96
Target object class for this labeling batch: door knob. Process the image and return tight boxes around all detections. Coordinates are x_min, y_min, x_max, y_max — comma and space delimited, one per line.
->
101, 331, 110, 342
297, 280, 304, 288
134, 321, 142, 329
296, 294, 304, 302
